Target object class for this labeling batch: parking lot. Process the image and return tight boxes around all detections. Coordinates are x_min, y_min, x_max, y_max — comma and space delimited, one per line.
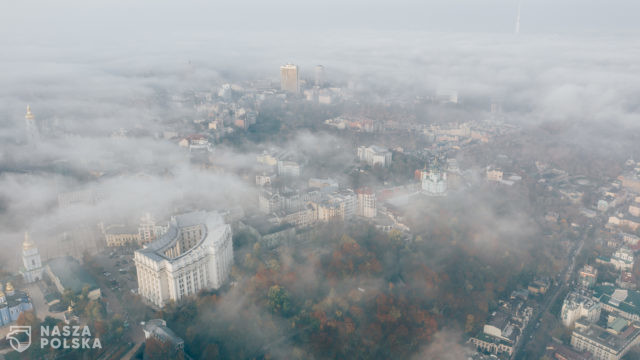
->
93, 247, 138, 297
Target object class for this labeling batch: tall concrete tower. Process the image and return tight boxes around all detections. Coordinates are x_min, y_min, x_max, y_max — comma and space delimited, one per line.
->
515, 3, 521, 35
280, 64, 299, 94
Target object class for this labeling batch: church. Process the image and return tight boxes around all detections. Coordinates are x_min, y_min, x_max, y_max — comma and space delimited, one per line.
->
21, 232, 44, 283
0, 282, 33, 326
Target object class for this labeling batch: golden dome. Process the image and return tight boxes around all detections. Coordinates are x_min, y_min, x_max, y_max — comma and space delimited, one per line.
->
25, 105, 34, 120
23, 231, 35, 251
5, 282, 14, 293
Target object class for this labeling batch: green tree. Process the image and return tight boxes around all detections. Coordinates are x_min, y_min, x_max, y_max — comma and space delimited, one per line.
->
267, 285, 292, 316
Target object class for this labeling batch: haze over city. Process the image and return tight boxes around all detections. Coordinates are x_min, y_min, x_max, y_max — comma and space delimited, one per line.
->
1, 1, 640, 359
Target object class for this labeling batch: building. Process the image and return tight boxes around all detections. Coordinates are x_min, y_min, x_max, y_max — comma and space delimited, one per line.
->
178, 134, 212, 153
142, 319, 184, 351
571, 318, 640, 360
138, 213, 166, 245
308, 178, 339, 192
528, 277, 550, 295
21, 232, 44, 283
357, 145, 392, 167
256, 173, 275, 187
617, 272, 636, 290
134, 211, 233, 308
46, 256, 101, 300
436, 89, 458, 104
611, 248, 634, 271
592, 286, 640, 322
280, 64, 299, 93
579, 265, 599, 289
469, 311, 518, 356
277, 160, 301, 177
24, 105, 39, 143
544, 343, 594, 360
259, 189, 282, 214
0, 283, 33, 326
356, 188, 377, 218
487, 167, 504, 182
561, 291, 601, 328
256, 151, 278, 167
103, 224, 141, 247
278, 204, 317, 228
314, 65, 325, 87
421, 168, 447, 196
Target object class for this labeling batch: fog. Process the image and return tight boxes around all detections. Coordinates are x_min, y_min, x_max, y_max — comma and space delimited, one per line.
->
1, 1, 639, 358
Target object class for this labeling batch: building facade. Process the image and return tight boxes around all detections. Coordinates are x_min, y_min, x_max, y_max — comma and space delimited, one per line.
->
0, 283, 33, 326
357, 146, 392, 167
422, 169, 447, 196
357, 188, 377, 218
560, 291, 601, 328
571, 320, 640, 360
134, 211, 233, 308
104, 225, 141, 247
579, 265, 598, 289
280, 64, 299, 93
21, 232, 44, 283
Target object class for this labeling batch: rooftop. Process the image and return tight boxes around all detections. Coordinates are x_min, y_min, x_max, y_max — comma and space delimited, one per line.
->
143, 319, 184, 347
573, 321, 640, 352
593, 285, 640, 317
47, 256, 99, 293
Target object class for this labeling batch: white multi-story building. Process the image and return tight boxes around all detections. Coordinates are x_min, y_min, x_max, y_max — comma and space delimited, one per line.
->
134, 211, 233, 308
277, 160, 300, 177
21, 232, 44, 283
357, 146, 392, 167
560, 291, 601, 328
280, 64, 299, 94
612, 248, 634, 271
357, 188, 377, 218
571, 319, 640, 360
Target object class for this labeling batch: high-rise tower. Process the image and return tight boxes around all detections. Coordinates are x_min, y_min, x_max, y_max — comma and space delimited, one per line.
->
280, 64, 299, 94
314, 65, 325, 87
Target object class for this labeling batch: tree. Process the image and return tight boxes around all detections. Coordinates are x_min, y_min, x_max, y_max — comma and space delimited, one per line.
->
267, 285, 292, 316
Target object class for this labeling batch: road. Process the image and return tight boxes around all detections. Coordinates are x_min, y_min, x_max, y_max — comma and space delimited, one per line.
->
511, 239, 583, 359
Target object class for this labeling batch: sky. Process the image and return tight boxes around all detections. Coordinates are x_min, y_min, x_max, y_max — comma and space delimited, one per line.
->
3, 0, 640, 39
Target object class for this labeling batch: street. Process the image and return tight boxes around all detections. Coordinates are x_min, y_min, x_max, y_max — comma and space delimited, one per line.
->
511, 239, 583, 359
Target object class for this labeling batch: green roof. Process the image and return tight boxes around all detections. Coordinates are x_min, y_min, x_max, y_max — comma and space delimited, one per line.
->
47, 256, 99, 293
609, 317, 628, 332
593, 285, 640, 317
